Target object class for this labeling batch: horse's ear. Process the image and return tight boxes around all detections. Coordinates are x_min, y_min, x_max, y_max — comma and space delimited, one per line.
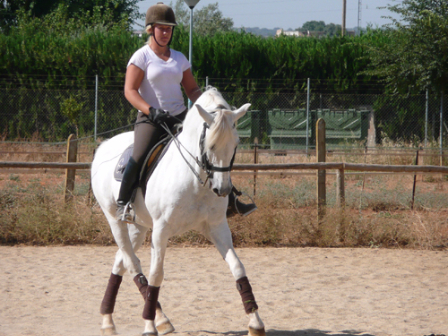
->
196, 104, 214, 125
233, 103, 251, 123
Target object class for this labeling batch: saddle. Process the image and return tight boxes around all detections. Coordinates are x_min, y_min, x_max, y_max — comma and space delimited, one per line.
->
114, 133, 174, 200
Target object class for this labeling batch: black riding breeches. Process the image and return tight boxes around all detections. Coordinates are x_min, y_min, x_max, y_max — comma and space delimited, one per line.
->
131, 110, 187, 167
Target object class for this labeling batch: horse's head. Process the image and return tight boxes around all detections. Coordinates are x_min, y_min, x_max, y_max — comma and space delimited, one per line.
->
195, 102, 251, 197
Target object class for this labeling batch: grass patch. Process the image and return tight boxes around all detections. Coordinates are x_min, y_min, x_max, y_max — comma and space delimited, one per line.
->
0, 181, 113, 245
1, 145, 448, 249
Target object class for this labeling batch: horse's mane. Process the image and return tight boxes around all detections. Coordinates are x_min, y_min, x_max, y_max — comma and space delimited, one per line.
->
184, 87, 237, 154
195, 86, 230, 112
205, 108, 237, 153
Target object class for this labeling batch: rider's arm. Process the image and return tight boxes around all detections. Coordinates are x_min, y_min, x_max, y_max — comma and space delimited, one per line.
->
124, 64, 151, 115
181, 68, 202, 104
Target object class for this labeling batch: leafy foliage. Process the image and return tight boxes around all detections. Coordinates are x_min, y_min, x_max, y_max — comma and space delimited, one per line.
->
362, 0, 448, 94
172, 0, 233, 36
0, 0, 142, 33
298, 20, 342, 37
173, 28, 383, 95
0, 4, 143, 88
0, 5, 384, 93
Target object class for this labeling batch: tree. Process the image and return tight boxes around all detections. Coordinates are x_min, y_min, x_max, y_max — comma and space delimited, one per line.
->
301, 20, 326, 32
10, 2, 130, 36
0, 0, 142, 33
1, 0, 60, 31
172, 0, 233, 36
363, 0, 448, 95
297, 21, 341, 36
323, 23, 342, 36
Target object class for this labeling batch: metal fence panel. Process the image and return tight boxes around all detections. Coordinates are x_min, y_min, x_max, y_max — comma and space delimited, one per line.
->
0, 88, 446, 150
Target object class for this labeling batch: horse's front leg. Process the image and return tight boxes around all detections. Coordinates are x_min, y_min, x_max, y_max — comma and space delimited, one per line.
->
207, 223, 266, 336
141, 226, 170, 336
134, 276, 174, 335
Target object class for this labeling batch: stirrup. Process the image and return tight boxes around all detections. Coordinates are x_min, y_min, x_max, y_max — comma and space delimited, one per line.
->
118, 202, 136, 224
232, 191, 258, 217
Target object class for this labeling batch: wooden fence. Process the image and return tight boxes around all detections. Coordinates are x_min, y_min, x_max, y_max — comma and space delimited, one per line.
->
2, 123, 448, 217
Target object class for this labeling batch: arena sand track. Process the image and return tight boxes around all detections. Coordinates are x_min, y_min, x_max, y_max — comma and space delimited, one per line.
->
0, 246, 447, 336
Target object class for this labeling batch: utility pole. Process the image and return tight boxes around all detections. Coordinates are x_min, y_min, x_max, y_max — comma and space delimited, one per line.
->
184, 0, 200, 108
342, 0, 347, 36
357, 0, 362, 35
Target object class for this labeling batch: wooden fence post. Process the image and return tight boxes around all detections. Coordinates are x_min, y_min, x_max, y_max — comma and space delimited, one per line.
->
336, 166, 345, 208
253, 137, 258, 196
316, 118, 326, 221
411, 149, 419, 210
64, 134, 78, 203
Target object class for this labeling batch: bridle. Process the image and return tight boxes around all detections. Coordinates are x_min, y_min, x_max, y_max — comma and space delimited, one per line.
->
161, 108, 237, 187
198, 121, 237, 183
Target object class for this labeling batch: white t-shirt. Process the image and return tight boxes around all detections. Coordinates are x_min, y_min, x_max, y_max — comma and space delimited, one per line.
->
127, 45, 191, 116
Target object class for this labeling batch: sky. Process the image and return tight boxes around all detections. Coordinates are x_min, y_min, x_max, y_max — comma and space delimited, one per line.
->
135, 0, 402, 30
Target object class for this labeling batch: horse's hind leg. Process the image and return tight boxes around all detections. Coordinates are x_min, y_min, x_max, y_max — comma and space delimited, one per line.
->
103, 222, 174, 335
207, 223, 266, 336
111, 222, 149, 275
100, 272, 122, 335
100, 219, 149, 335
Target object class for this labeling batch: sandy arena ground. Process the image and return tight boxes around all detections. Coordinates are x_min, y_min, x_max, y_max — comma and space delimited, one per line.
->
0, 246, 447, 336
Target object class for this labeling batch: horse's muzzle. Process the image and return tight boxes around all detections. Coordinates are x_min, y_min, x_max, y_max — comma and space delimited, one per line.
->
212, 187, 231, 197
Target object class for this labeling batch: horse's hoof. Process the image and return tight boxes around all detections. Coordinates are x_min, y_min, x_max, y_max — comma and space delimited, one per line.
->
156, 321, 175, 335
142, 332, 158, 336
248, 326, 266, 336
100, 326, 117, 336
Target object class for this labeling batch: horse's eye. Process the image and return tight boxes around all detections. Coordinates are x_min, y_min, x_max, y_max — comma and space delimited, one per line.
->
211, 145, 216, 151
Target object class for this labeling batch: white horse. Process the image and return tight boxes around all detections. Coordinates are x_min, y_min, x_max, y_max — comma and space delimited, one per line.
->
91, 88, 265, 336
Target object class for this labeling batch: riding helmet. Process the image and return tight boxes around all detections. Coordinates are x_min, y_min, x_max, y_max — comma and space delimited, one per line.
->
145, 2, 177, 27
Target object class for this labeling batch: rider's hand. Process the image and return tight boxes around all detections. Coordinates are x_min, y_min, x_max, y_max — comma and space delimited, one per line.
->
148, 107, 171, 124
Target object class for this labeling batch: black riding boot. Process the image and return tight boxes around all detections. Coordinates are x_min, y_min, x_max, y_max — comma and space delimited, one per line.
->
116, 157, 141, 221
227, 189, 257, 218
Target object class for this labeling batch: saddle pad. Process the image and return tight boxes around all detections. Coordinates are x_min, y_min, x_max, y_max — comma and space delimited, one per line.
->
113, 137, 172, 183
114, 144, 134, 181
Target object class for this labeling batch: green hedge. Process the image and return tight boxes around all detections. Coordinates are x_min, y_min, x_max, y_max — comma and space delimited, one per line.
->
0, 26, 386, 93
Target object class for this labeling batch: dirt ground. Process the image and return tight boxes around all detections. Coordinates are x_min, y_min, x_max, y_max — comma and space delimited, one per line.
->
0, 246, 447, 336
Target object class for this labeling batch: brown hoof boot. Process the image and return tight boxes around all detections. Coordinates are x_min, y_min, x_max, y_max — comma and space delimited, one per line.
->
248, 326, 266, 336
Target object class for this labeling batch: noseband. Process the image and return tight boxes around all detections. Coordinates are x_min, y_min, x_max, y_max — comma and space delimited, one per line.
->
198, 122, 236, 182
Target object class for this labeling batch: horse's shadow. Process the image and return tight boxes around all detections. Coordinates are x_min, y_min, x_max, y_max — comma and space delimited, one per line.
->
199, 330, 375, 336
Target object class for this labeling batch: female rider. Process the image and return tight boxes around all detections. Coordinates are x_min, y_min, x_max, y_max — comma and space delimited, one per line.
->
117, 2, 256, 221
